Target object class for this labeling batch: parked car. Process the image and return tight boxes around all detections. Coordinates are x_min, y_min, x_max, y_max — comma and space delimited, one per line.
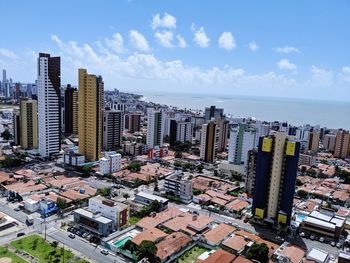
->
14, 207, 21, 211
319, 237, 324, 243
300, 232, 305, 237
82, 232, 89, 238
67, 227, 73, 232
336, 242, 342, 248
331, 241, 336, 247
101, 249, 109, 255
17, 232, 25, 237
68, 233, 75, 239
310, 235, 315, 240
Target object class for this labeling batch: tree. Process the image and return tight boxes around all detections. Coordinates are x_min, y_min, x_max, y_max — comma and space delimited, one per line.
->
80, 165, 92, 174
196, 164, 204, 173
123, 193, 130, 200
96, 188, 111, 197
297, 190, 308, 199
1, 129, 12, 140
56, 197, 69, 209
129, 161, 141, 172
246, 243, 269, 263
0, 156, 22, 168
300, 166, 307, 174
174, 151, 182, 158
138, 240, 157, 262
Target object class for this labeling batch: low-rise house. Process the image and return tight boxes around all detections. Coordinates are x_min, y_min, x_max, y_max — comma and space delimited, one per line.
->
226, 199, 250, 215
197, 249, 236, 263
272, 242, 305, 263
132, 227, 168, 246
222, 235, 252, 255
203, 223, 236, 246
136, 207, 183, 230
156, 232, 192, 262
134, 191, 169, 210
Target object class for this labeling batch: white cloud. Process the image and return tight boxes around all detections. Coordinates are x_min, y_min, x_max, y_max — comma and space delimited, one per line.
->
218, 32, 236, 50
0, 48, 18, 59
129, 30, 150, 51
310, 65, 333, 86
152, 13, 177, 30
155, 31, 174, 48
176, 35, 187, 48
191, 24, 210, 48
275, 46, 300, 53
105, 33, 125, 54
342, 66, 350, 75
248, 41, 258, 51
277, 59, 297, 70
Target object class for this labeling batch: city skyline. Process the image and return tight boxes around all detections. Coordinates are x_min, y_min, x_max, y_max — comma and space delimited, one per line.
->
1, 0, 350, 102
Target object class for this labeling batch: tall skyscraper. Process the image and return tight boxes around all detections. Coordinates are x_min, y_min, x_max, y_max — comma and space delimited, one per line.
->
334, 129, 350, 159
103, 109, 123, 151
20, 99, 38, 150
323, 133, 336, 152
37, 53, 61, 158
13, 109, 21, 145
228, 123, 257, 166
216, 117, 229, 152
126, 112, 141, 133
78, 69, 104, 161
146, 108, 164, 149
307, 130, 320, 152
64, 84, 78, 135
204, 105, 224, 122
200, 120, 219, 162
252, 131, 300, 225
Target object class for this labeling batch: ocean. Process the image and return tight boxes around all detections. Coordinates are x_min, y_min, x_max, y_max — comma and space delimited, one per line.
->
140, 91, 350, 130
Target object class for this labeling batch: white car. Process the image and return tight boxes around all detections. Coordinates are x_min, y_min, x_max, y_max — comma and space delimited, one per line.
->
101, 249, 109, 255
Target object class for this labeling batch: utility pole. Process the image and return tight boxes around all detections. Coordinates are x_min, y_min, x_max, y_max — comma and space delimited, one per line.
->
44, 216, 47, 241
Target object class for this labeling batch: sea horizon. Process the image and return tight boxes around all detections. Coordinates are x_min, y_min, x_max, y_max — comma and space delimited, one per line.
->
132, 90, 350, 130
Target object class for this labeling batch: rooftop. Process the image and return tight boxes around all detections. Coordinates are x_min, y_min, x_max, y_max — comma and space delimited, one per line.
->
156, 232, 191, 261
222, 235, 248, 252
203, 223, 236, 245
136, 207, 183, 230
197, 249, 236, 263
75, 208, 112, 224
132, 228, 167, 246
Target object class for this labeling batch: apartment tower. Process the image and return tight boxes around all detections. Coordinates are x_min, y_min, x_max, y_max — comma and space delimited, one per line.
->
200, 120, 219, 162
78, 69, 104, 161
64, 84, 78, 135
37, 53, 61, 157
103, 109, 123, 151
146, 108, 164, 149
252, 131, 300, 225
20, 99, 38, 149
334, 130, 350, 159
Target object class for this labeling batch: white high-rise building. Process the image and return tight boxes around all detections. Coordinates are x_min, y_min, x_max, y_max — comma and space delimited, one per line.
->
228, 123, 257, 166
37, 53, 61, 158
99, 151, 122, 175
146, 108, 164, 149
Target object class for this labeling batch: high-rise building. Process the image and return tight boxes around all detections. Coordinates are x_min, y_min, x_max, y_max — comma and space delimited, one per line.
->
103, 109, 123, 151
78, 68, 104, 161
13, 109, 21, 145
228, 123, 257, 166
64, 84, 78, 135
334, 130, 350, 159
146, 108, 164, 149
246, 150, 257, 195
168, 118, 192, 146
252, 131, 300, 225
20, 99, 38, 150
126, 112, 141, 133
204, 105, 224, 122
307, 130, 320, 152
323, 134, 336, 152
216, 117, 229, 152
99, 151, 122, 175
200, 120, 219, 162
37, 53, 61, 158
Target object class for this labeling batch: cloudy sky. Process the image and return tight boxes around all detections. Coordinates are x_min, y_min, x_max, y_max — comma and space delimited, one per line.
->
0, 0, 350, 101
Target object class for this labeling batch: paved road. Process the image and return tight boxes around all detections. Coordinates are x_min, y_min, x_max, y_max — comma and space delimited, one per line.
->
48, 228, 127, 263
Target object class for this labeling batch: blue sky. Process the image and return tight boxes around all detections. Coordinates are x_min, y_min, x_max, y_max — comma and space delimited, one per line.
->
1, 0, 350, 101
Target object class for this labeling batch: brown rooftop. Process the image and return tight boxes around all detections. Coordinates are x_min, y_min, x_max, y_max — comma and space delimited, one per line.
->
137, 207, 183, 230
203, 223, 236, 245
222, 235, 248, 252
156, 232, 191, 261
197, 249, 236, 263
132, 228, 167, 246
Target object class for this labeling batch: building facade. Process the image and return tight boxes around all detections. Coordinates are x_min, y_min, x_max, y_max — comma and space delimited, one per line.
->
252, 131, 300, 225
99, 151, 122, 175
204, 105, 224, 122
228, 123, 257, 166
216, 117, 229, 152
126, 112, 141, 133
334, 130, 350, 159
78, 69, 104, 161
103, 110, 123, 151
200, 121, 219, 163
64, 84, 78, 135
146, 108, 164, 149
307, 130, 320, 152
37, 53, 61, 157
164, 173, 193, 204
20, 99, 38, 150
